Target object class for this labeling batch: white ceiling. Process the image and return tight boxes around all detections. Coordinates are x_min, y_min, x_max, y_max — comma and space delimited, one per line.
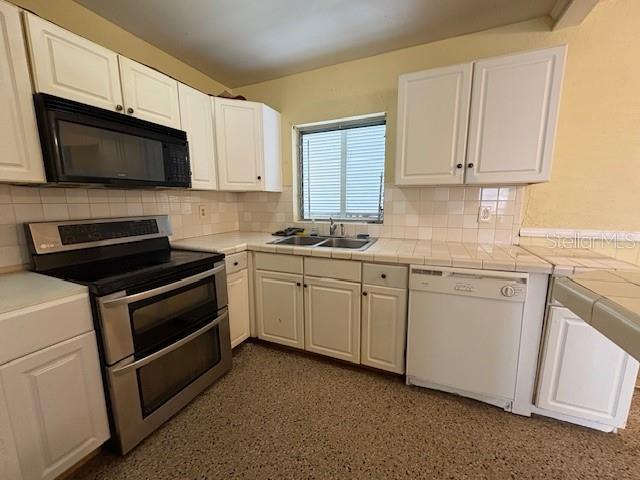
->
74, 0, 557, 88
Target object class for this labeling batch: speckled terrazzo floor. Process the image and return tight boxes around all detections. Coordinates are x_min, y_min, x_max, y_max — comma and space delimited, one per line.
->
70, 342, 640, 480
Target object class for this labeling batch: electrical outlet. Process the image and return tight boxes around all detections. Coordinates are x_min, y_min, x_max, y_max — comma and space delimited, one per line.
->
198, 205, 207, 218
478, 206, 492, 223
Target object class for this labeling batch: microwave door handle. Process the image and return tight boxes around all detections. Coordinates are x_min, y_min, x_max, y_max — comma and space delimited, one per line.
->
101, 262, 225, 308
110, 309, 228, 376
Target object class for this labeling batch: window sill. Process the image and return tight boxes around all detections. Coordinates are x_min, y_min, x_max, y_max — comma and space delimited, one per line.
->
297, 219, 383, 225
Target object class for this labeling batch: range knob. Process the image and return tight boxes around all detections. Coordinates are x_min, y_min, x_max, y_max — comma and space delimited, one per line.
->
500, 285, 516, 297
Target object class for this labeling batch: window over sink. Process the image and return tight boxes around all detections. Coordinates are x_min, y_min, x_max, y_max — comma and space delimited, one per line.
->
296, 114, 386, 223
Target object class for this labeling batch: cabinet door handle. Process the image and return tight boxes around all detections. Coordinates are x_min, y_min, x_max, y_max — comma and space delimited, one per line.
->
296, 282, 301, 287
303, 284, 308, 288
381, 273, 387, 279
257, 176, 262, 180
233, 261, 239, 266
115, 104, 123, 111
456, 163, 462, 169
467, 163, 474, 168
363, 291, 368, 296
127, 107, 134, 114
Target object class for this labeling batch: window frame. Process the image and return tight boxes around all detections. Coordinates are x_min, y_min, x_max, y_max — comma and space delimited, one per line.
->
295, 113, 386, 224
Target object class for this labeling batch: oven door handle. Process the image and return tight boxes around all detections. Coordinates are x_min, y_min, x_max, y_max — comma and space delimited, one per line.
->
110, 309, 228, 376
101, 263, 225, 308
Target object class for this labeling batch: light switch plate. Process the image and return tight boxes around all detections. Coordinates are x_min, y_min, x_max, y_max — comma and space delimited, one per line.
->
478, 206, 492, 223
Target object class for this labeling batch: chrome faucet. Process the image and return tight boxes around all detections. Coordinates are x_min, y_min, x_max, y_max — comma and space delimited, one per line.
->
329, 217, 337, 236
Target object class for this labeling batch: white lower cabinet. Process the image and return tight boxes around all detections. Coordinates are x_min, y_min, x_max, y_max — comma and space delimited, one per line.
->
361, 284, 407, 374
536, 306, 639, 429
253, 255, 408, 369
255, 269, 304, 349
0, 332, 109, 480
227, 269, 250, 348
304, 276, 361, 363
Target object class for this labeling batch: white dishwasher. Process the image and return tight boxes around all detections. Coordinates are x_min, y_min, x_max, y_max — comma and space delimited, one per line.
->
406, 266, 528, 411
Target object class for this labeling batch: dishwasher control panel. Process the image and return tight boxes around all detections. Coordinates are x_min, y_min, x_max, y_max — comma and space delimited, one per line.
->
454, 283, 475, 293
500, 285, 525, 298
410, 267, 528, 303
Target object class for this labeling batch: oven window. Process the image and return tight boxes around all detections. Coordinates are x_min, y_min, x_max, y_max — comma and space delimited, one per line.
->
137, 326, 221, 417
130, 279, 217, 356
57, 120, 165, 181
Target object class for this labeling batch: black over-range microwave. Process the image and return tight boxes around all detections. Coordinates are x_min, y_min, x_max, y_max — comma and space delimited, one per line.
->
34, 93, 191, 188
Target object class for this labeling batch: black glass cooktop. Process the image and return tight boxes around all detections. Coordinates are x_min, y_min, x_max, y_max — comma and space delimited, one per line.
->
45, 247, 224, 296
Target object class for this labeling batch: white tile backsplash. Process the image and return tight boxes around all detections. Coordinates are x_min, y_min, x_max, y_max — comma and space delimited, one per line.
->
0, 181, 523, 271
0, 186, 240, 271
237, 184, 524, 243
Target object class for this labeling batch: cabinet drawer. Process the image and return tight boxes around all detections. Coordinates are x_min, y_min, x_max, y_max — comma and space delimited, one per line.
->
304, 257, 361, 282
363, 263, 408, 289
0, 293, 93, 365
225, 252, 247, 274
254, 252, 303, 274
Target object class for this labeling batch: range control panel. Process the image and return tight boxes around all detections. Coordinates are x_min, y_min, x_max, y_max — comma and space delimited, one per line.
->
27, 215, 171, 254
59, 219, 159, 245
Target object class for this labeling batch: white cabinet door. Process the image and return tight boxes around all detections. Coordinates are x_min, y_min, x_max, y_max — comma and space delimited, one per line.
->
214, 98, 264, 191
255, 270, 304, 349
227, 269, 250, 348
466, 46, 566, 184
304, 276, 361, 363
178, 83, 217, 190
118, 56, 181, 129
395, 63, 472, 185
0, 332, 109, 480
361, 284, 407, 374
0, 3, 45, 184
24, 12, 123, 112
0, 381, 21, 480
536, 307, 639, 427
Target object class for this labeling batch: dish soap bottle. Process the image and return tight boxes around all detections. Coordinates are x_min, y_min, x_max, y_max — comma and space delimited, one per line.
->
310, 218, 318, 236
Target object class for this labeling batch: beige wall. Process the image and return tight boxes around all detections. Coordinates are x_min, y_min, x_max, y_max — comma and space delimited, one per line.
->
9, 0, 228, 94
237, 0, 640, 232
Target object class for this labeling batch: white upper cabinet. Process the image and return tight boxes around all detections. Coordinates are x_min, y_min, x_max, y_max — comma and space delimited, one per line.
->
178, 83, 217, 190
0, 2, 45, 183
214, 97, 282, 192
536, 307, 639, 428
118, 56, 181, 129
466, 46, 566, 184
395, 63, 472, 186
24, 12, 123, 112
395, 46, 566, 186
24, 13, 181, 129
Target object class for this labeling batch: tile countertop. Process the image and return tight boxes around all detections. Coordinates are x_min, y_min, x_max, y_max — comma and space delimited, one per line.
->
171, 232, 553, 274
0, 271, 88, 315
521, 245, 638, 276
553, 270, 640, 362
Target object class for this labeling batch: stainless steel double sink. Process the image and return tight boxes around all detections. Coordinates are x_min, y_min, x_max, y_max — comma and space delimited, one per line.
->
269, 235, 376, 251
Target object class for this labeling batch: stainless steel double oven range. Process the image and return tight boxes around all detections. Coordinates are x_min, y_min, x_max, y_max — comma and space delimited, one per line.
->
26, 215, 231, 454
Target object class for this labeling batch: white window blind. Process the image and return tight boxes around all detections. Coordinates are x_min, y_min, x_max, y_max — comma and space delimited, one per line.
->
299, 118, 385, 222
